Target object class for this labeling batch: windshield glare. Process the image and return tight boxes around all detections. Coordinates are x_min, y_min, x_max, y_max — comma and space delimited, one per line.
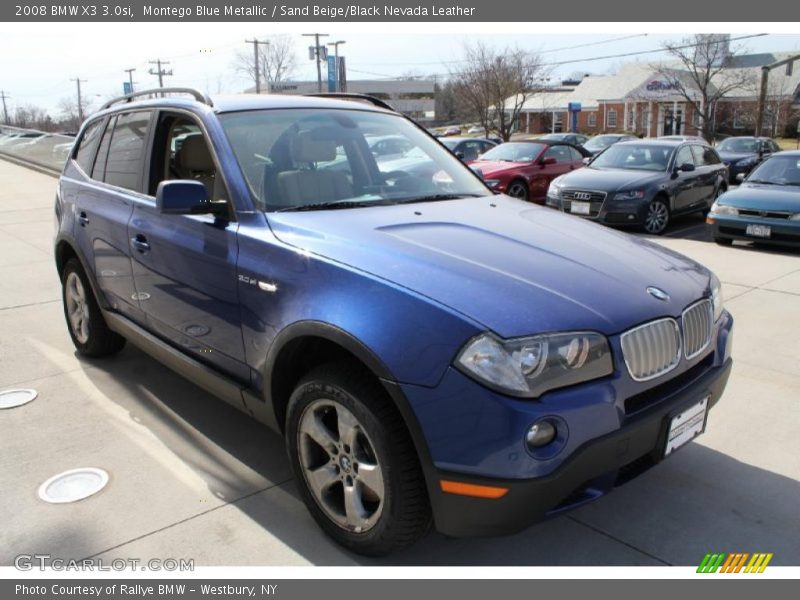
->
219, 109, 490, 211
584, 136, 618, 150
718, 138, 759, 153
747, 156, 800, 185
589, 144, 673, 171
477, 142, 545, 162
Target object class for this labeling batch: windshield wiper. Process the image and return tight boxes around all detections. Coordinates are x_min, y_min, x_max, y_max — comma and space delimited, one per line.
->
396, 193, 484, 204
275, 200, 382, 212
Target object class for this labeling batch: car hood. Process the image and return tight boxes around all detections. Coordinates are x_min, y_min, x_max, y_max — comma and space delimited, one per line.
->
555, 168, 665, 192
470, 160, 528, 177
719, 183, 800, 211
718, 151, 757, 163
267, 198, 711, 338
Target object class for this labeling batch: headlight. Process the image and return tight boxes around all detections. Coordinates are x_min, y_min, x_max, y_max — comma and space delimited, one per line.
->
613, 190, 646, 201
710, 201, 738, 216
736, 156, 757, 167
484, 179, 500, 189
790, 213, 800, 221
710, 273, 724, 322
547, 181, 563, 197
455, 331, 613, 398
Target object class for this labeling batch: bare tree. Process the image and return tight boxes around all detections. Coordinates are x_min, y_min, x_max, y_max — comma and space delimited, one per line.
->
653, 34, 755, 141
57, 95, 93, 131
450, 42, 548, 141
234, 35, 298, 91
727, 74, 800, 137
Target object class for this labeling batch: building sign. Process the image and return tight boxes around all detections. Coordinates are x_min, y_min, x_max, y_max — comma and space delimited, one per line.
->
646, 80, 680, 92
327, 55, 337, 92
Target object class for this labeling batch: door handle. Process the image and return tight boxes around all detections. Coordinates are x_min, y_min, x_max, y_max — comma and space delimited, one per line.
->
77, 212, 90, 226
130, 235, 150, 253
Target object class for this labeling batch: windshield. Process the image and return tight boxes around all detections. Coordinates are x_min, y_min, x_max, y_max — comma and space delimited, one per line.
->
440, 139, 459, 150
717, 138, 759, 153
584, 135, 619, 151
746, 155, 800, 186
477, 142, 545, 162
219, 109, 490, 211
589, 143, 674, 171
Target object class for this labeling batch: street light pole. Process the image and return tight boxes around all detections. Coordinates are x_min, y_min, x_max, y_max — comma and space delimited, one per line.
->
303, 33, 329, 93
124, 68, 136, 93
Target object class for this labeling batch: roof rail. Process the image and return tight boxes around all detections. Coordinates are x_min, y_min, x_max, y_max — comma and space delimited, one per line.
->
305, 93, 396, 112
101, 88, 213, 111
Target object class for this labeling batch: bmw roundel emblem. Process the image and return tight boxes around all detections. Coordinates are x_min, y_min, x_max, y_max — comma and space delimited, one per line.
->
647, 286, 670, 302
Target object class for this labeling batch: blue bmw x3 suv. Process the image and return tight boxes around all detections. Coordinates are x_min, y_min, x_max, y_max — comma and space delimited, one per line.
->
55, 89, 733, 555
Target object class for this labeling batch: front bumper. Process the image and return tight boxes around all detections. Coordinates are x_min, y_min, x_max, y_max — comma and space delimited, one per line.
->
546, 193, 651, 226
430, 358, 731, 537
400, 311, 733, 537
710, 214, 800, 247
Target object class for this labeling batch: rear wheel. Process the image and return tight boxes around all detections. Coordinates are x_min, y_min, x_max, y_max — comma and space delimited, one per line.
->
643, 198, 670, 235
506, 179, 529, 202
286, 362, 431, 556
61, 258, 125, 357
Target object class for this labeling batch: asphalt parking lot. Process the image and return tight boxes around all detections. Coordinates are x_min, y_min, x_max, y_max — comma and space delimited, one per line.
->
1, 158, 798, 567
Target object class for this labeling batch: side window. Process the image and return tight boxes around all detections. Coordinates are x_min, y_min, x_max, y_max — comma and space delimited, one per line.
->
91, 116, 116, 181
675, 146, 694, 168
690, 145, 708, 166
73, 119, 105, 174
544, 145, 571, 163
704, 147, 721, 165
149, 114, 224, 202
568, 147, 584, 161
104, 111, 152, 192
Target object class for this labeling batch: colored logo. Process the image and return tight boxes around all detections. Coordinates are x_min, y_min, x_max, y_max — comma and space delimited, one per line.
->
697, 552, 773, 573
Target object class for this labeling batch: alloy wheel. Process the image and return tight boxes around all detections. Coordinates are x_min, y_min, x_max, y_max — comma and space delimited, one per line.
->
507, 181, 528, 200
65, 272, 90, 344
297, 399, 385, 533
644, 200, 669, 234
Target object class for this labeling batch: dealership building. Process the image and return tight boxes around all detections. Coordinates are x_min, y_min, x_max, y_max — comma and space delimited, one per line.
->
248, 78, 436, 121
512, 52, 800, 138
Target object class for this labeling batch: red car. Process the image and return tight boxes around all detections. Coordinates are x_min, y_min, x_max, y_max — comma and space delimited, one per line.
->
471, 140, 590, 203
442, 126, 462, 137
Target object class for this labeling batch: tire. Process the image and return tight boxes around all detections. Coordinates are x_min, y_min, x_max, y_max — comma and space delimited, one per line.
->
643, 197, 670, 235
506, 179, 529, 202
61, 258, 126, 357
714, 237, 733, 246
286, 361, 431, 556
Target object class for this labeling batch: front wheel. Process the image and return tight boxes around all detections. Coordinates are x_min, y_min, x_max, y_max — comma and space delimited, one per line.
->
286, 362, 431, 556
643, 198, 670, 235
506, 179, 529, 202
61, 258, 125, 357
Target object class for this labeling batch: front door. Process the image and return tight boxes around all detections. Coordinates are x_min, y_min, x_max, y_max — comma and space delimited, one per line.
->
128, 112, 248, 381
671, 145, 701, 211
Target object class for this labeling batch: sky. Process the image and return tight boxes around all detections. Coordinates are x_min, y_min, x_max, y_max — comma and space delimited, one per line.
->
1, 22, 800, 115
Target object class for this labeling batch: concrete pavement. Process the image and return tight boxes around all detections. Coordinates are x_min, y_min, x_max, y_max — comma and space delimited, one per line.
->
0, 158, 797, 567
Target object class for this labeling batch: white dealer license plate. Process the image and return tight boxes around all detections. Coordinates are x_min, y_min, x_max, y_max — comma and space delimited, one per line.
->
664, 396, 708, 457
746, 224, 771, 238
571, 201, 591, 215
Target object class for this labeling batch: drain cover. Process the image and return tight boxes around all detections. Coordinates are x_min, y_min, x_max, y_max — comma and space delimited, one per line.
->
38, 468, 109, 504
0, 389, 38, 409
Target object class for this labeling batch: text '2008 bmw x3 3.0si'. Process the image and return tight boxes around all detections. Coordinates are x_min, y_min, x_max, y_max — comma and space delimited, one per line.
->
54, 88, 733, 556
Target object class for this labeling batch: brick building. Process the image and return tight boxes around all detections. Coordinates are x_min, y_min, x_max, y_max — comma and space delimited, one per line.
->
510, 53, 800, 139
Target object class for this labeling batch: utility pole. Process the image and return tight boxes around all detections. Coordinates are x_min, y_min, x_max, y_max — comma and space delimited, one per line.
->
148, 59, 173, 89
302, 33, 329, 93
755, 53, 800, 135
327, 40, 346, 92
0, 90, 9, 125
245, 38, 270, 94
70, 77, 88, 121
124, 68, 137, 93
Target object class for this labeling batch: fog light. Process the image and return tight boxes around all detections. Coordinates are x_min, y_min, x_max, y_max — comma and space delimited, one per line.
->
526, 420, 556, 448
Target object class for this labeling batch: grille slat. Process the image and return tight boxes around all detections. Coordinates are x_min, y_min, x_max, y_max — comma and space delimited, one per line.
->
621, 318, 681, 381
683, 299, 713, 359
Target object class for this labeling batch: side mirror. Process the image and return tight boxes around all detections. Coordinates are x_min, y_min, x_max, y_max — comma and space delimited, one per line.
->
736, 172, 746, 183
540, 156, 557, 166
455, 151, 465, 160
679, 162, 695, 172
156, 180, 220, 216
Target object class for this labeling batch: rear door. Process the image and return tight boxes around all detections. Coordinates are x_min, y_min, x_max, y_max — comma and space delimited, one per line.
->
128, 111, 247, 381
67, 112, 146, 324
